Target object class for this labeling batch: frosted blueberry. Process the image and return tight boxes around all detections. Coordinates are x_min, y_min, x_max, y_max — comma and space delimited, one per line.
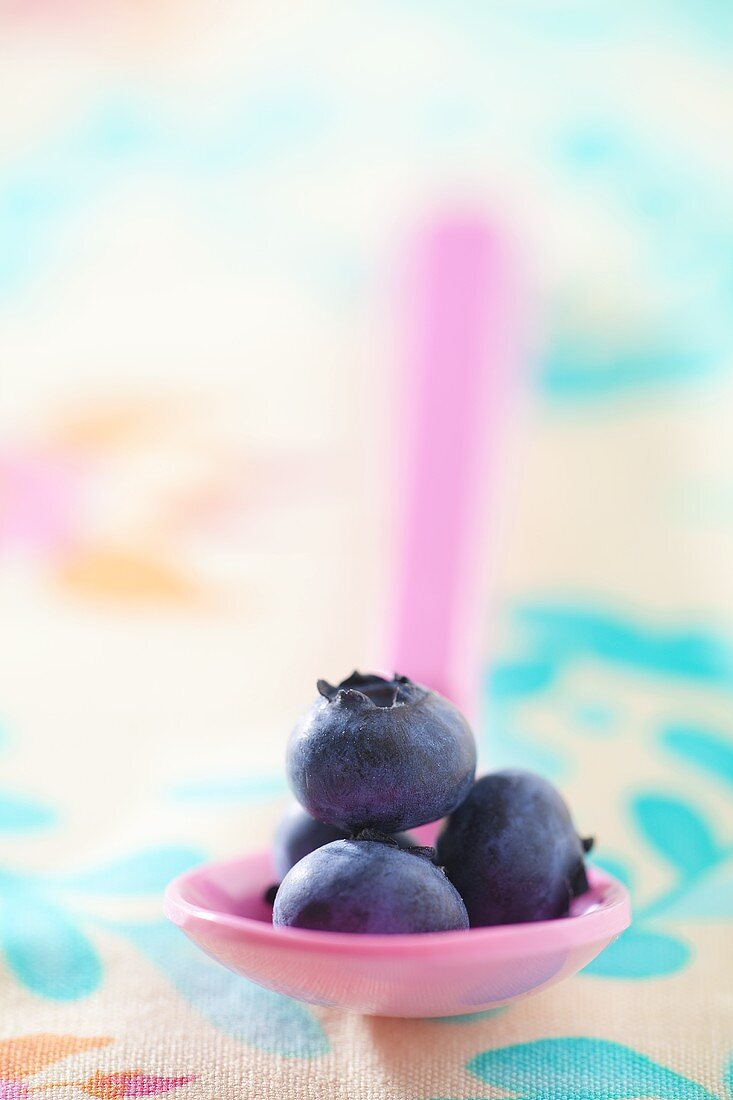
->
273, 836, 469, 933
437, 769, 591, 926
286, 671, 476, 832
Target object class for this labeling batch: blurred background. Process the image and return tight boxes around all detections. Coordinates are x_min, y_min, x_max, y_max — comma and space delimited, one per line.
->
0, 1, 731, 1089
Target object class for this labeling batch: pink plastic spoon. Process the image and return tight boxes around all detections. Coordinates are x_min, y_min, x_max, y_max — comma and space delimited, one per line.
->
386, 212, 518, 718
165, 214, 631, 1018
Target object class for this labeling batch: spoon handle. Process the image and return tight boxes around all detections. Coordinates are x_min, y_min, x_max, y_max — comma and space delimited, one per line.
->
387, 213, 520, 718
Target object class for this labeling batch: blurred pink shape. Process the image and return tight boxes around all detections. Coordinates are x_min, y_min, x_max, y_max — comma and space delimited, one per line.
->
0, 449, 81, 554
388, 213, 521, 718
0, 1084, 30, 1100
77, 1071, 198, 1097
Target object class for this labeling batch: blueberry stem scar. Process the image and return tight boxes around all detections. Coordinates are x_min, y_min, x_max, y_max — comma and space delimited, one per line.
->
353, 828, 400, 846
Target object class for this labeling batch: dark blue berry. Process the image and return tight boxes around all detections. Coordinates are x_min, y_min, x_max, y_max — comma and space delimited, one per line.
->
273, 802, 415, 878
437, 769, 590, 925
273, 837, 469, 933
286, 671, 476, 832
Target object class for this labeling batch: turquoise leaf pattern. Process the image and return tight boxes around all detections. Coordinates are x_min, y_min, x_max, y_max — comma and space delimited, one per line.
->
467, 1038, 718, 1100
541, 341, 710, 403
659, 861, 733, 921
123, 920, 329, 1058
170, 774, 286, 803
583, 927, 691, 979
482, 604, 733, 983
512, 605, 733, 687
0, 791, 56, 832
482, 668, 566, 778
583, 853, 690, 981
586, 782, 733, 978
481, 604, 733, 786
58, 847, 203, 894
0, 892, 102, 1001
589, 853, 634, 891
660, 724, 733, 789
0, 845, 203, 1002
488, 659, 558, 700
632, 794, 722, 879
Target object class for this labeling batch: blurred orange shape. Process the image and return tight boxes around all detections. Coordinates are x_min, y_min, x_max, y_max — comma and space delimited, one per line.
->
0, 1035, 112, 1079
57, 545, 202, 604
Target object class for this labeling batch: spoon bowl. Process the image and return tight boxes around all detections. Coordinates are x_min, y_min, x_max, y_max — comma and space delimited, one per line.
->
165, 853, 630, 1018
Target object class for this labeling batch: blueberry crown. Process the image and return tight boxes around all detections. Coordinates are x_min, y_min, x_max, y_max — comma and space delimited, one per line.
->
316, 671, 425, 710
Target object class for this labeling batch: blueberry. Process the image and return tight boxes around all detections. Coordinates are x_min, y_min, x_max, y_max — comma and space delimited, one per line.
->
273, 801, 416, 878
286, 671, 476, 832
437, 769, 590, 926
273, 837, 469, 933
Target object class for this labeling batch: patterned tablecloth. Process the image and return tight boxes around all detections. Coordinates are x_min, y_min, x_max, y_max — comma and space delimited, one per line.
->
1, 3, 732, 1097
